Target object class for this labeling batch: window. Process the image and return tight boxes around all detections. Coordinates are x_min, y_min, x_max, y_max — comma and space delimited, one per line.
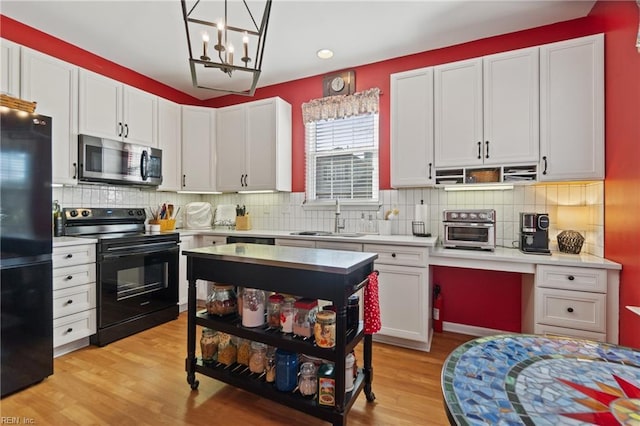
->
302, 88, 380, 203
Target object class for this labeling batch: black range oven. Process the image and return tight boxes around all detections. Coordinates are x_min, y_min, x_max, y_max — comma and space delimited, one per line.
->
63, 207, 179, 346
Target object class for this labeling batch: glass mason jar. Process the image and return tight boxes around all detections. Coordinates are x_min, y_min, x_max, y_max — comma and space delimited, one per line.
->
314, 310, 336, 348
293, 298, 318, 337
242, 288, 265, 327
280, 297, 295, 334
298, 361, 317, 397
249, 341, 267, 374
267, 293, 284, 328
206, 283, 237, 316
265, 346, 276, 383
200, 328, 218, 363
216, 333, 236, 366
275, 348, 298, 392
235, 337, 251, 366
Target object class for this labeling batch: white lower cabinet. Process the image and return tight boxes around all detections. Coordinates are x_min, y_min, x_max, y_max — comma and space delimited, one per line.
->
179, 235, 195, 311
533, 264, 607, 342
52, 242, 97, 357
364, 244, 431, 351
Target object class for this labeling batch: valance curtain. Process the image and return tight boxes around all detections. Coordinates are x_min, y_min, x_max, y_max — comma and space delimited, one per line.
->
301, 88, 380, 123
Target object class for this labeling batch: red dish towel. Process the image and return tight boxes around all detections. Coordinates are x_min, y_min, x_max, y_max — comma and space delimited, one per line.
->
364, 271, 381, 335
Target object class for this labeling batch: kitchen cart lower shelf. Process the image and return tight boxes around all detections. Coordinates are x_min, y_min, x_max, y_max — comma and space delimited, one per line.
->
182, 243, 379, 426
185, 353, 375, 425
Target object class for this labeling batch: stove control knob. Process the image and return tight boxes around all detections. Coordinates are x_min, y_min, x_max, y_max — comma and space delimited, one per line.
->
479, 213, 487, 219
450, 213, 458, 219
137, 210, 144, 216
128, 210, 135, 216
460, 213, 468, 219
469, 213, 477, 219
69, 210, 78, 217
81, 210, 90, 217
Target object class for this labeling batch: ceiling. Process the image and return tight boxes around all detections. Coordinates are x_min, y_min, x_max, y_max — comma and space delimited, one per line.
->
1, 0, 596, 100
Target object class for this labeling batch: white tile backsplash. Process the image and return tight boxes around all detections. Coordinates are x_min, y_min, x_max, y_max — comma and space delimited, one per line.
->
53, 181, 604, 257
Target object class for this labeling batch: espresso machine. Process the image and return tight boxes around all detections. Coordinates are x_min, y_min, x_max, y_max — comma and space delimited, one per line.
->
519, 213, 551, 254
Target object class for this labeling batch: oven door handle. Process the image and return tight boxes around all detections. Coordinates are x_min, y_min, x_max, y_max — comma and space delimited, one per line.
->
104, 242, 178, 256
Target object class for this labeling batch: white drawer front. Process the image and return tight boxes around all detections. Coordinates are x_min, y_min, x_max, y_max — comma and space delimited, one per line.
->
198, 235, 228, 247
53, 309, 97, 347
53, 284, 96, 319
53, 244, 96, 268
364, 244, 428, 267
53, 263, 96, 290
536, 265, 607, 293
536, 288, 606, 332
315, 241, 362, 252
534, 324, 606, 342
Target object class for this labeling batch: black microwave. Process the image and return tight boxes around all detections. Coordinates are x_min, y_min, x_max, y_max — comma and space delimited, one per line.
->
78, 135, 162, 187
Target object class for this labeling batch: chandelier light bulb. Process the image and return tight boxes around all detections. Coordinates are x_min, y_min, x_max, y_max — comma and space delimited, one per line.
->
201, 32, 210, 60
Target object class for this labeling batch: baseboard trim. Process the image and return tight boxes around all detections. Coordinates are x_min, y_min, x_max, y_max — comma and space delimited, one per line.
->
442, 322, 509, 337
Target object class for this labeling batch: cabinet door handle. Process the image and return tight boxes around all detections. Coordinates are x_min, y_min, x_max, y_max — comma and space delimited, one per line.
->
182, 174, 186, 187
66, 328, 73, 333
542, 156, 548, 175
391, 253, 396, 258
485, 141, 489, 159
240, 174, 244, 186
567, 307, 574, 313
428, 162, 432, 180
66, 254, 73, 259
66, 300, 73, 305
124, 123, 129, 138
66, 275, 73, 280
567, 275, 575, 281
477, 141, 482, 159
244, 174, 248, 187
72, 162, 77, 179
118, 122, 123, 137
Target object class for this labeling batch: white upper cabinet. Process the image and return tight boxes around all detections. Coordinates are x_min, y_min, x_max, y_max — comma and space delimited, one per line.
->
79, 69, 157, 146
21, 47, 79, 185
539, 34, 604, 181
1, 38, 20, 97
157, 98, 182, 192
216, 97, 291, 192
181, 105, 216, 192
434, 47, 539, 168
390, 67, 435, 187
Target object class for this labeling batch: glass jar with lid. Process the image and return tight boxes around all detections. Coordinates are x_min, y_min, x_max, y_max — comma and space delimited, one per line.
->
314, 310, 336, 348
216, 333, 236, 366
206, 283, 237, 316
249, 341, 267, 374
265, 346, 276, 383
242, 288, 265, 327
267, 293, 284, 328
280, 297, 295, 334
200, 328, 218, 363
298, 361, 317, 397
275, 348, 298, 392
293, 298, 318, 337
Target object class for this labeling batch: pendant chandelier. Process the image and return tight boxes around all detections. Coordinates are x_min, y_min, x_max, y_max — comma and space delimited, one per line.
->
181, 0, 272, 96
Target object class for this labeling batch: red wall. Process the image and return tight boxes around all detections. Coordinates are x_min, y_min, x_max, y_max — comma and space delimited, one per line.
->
2, 2, 638, 346
591, 1, 640, 348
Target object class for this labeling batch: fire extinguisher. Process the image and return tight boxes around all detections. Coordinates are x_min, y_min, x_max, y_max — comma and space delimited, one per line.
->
433, 284, 443, 333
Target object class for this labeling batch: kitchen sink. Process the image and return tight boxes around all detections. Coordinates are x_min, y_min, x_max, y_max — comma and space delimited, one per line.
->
290, 231, 364, 238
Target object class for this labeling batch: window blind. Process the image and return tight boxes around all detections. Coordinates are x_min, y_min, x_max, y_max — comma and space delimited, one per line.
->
305, 113, 379, 201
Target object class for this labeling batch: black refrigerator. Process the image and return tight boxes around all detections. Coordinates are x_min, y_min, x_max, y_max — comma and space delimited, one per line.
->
0, 108, 53, 397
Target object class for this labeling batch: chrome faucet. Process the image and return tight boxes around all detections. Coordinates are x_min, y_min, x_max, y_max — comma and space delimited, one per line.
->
334, 199, 345, 233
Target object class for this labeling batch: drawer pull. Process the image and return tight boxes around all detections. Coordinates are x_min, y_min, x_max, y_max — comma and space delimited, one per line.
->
567, 275, 575, 281
567, 307, 574, 313
66, 275, 73, 280
66, 328, 73, 333
66, 300, 73, 305
391, 253, 396, 258
66, 254, 73, 259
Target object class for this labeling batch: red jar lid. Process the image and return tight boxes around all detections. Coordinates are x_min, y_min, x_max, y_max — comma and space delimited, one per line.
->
268, 293, 284, 303
294, 298, 318, 310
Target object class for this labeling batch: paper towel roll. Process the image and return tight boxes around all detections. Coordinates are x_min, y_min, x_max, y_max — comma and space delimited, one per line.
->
414, 203, 429, 224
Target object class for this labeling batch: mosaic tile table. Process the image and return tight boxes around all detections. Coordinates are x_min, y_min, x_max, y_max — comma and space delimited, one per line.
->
442, 334, 640, 425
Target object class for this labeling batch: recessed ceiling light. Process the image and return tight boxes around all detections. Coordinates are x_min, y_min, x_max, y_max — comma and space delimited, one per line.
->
317, 49, 334, 59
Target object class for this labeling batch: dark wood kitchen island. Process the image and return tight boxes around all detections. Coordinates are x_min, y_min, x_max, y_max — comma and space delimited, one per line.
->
182, 243, 378, 426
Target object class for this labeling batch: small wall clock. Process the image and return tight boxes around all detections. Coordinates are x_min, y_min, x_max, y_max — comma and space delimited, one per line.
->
323, 70, 355, 97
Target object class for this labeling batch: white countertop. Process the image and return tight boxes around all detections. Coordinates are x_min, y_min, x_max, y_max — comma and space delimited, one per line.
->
53, 236, 98, 247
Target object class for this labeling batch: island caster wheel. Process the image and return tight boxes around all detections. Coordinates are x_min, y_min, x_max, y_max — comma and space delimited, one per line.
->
366, 391, 376, 402
190, 379, 200, 390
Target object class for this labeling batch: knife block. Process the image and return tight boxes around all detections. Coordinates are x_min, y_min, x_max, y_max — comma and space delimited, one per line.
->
235, 215, 251, 231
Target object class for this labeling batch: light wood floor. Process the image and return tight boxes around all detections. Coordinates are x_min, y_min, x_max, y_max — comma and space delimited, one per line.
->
0, 313, 474, 425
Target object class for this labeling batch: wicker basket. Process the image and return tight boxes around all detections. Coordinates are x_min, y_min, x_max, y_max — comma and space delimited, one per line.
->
468, 169, 500, 183
0, 94, 37, 113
